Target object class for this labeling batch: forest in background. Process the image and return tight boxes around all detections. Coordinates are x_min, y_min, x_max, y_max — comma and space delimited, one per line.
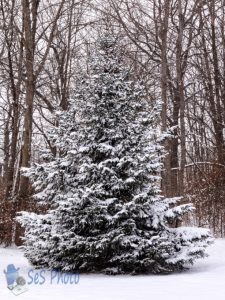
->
0, 0, 225, 245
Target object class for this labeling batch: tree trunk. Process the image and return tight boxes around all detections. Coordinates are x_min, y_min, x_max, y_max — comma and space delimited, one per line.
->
160, 0, 171, 196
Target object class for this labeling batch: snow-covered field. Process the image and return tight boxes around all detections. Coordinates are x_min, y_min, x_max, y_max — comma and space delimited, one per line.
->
0, 239, 224, 300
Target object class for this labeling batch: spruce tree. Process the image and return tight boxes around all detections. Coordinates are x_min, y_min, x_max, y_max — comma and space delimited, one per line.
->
18, 35, 213, 274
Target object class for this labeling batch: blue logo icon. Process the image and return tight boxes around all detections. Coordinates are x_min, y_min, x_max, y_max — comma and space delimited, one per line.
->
3, 264, 28, 296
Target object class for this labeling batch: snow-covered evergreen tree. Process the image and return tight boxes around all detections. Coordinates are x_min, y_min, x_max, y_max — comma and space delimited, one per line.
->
18, 35, 213, 274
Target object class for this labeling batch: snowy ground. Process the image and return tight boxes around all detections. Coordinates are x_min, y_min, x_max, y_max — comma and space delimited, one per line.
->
0, 239, 224, 300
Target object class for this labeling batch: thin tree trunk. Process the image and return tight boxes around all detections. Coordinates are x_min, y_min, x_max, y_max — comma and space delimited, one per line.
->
160, 0, 171, 196
176, 0, 186, 194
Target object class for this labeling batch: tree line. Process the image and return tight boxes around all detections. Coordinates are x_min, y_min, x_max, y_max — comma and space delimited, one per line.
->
0, 0, 224, 244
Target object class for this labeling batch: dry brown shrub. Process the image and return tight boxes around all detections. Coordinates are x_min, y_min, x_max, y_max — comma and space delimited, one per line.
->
185, 164, 225, 237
